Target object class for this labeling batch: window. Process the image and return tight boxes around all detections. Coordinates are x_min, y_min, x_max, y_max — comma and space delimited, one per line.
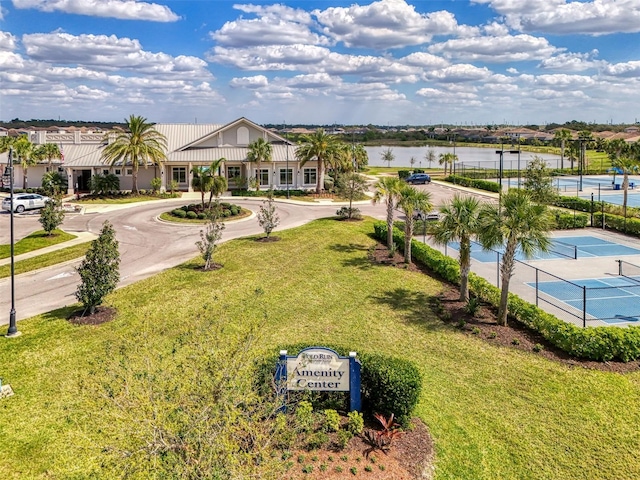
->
114, 168, 122, 176
255, 169, 269, 186
303, 168, 317, 185
102, 169, 109, 175
279, 168, 293, 185
172, 167, 186, 184
126, 168, 133, 176
227, 166, 241, 180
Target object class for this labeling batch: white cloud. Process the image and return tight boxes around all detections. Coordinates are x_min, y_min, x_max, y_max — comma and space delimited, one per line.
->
208, 44, 330, 71
529, 73, 597, 88
229, 75, 269, 89
313, 0, 461, 49
474, 0, 640, 35
211, 4, 331, 47
12, 0, 180, 22
22, 32, 211, 79
601, 61, 640, 78
424, 64, 494, 83
429, 34, 559, 62
539, 51, 602, 71
400, 52, 449, 69
0, 31, 17, 51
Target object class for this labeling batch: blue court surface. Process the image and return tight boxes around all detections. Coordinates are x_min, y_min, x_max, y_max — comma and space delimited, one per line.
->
529, 276, 640, 324
451, 235, 640, 263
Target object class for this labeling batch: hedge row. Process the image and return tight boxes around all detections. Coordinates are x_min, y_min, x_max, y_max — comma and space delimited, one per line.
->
373, 222, 640, 362
255, 343, 422, 427
231, 189, 307, 197
593, 212, 640, 236
552, 211, 588, 229
552, 195, 601, 213
444, 175, 501, 193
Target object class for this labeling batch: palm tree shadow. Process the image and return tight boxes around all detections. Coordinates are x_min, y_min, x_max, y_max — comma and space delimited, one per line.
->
370, 287, 445, 330
328, 243, 369, 253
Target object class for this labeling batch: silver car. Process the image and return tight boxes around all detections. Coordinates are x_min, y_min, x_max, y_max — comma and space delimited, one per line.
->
2, 194, 51, 213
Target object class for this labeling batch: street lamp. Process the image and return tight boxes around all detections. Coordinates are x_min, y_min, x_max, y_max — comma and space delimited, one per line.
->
4, 148, 19, 337
578, 135, 590, 192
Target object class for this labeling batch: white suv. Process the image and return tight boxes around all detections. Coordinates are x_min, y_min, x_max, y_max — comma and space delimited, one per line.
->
2, 194, 51, 213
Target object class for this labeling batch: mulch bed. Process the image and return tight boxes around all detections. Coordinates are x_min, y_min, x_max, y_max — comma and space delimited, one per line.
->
67, 306, 117, 325
369, 242, 640, 374
285, 418, 434, 480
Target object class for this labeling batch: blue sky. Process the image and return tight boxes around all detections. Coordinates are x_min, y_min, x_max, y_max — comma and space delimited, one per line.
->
1, 0, 639, 126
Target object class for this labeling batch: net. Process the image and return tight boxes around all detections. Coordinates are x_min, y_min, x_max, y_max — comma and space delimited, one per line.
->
549, 240, 578, 260
619, 260, 640, 284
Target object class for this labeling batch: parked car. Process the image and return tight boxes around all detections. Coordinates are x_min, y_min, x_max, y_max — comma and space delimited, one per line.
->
413, 210, 440, 221
2, 194, 51, 213
405, 173, 431, 185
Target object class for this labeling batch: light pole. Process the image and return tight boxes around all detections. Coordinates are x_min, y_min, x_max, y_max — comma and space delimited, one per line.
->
578, 135, 589, 192
4, 148, 19, 337
285, 132, 290, 199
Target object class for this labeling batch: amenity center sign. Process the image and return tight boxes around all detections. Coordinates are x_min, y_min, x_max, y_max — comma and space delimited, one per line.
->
276, 346, 362, 411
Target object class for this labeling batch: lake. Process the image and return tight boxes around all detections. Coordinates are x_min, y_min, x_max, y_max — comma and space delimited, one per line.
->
365, 146, 561, 171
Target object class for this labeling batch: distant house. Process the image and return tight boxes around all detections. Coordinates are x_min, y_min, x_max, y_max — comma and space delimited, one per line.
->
0, 117, 321, 194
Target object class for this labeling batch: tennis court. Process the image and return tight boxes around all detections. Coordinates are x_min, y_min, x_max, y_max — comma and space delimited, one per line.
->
451, 235, 640, 263
529, 275, 640, 324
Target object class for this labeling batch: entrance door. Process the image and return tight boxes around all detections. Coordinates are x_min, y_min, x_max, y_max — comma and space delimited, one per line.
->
78, 170, 92, 192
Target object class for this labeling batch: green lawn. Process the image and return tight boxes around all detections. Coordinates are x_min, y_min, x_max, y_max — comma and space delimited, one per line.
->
0, 243, 90, 278
0, 230, 75, 259
0, 218, 638, 479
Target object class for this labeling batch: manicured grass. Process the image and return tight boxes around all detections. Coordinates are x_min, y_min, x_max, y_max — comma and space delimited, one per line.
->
0, 230, 76, 259
0, 219, 638, 479
0, 243, 90, 278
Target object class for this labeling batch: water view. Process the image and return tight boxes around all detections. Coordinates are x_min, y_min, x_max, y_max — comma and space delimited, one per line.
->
365, 146, 561, 171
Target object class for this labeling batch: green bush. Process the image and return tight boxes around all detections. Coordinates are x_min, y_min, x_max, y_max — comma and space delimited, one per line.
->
346, 410, 364, 435
231, 189, 307, 197
552, 211, 588, 229
336, 207, 362, 220
323, 409, 341, 432
593, 212, 640, 236
373, 221, 640, 362
171, 209, 187, 218
552, 195, 598, 213
186, 211, 197, 219
398, 170, 411, 180
444, 175, 501, 193
197, 212, 207, 220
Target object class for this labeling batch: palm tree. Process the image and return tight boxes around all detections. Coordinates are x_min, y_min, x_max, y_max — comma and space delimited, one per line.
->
424, 147, 436, 169
381, 147, 395, 168
295, 128, 339, 194
397, 185, 432, 263
430, 194, 482, 301
192, 165, 213, 209
439, 152, 457, 175
477, 189, 552, 326
606, 139, 640, 219
553, 129, 572, 170
247, 137, 273, 192
207, 158, 227, 208
34, 143, 62, 171
352, 143, 369, 171
372, 177, 404, 249
13, 136, 36, 189
101, 115, 167, 194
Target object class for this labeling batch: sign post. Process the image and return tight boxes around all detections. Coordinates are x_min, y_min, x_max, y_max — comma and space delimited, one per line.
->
276, 347, 361, 412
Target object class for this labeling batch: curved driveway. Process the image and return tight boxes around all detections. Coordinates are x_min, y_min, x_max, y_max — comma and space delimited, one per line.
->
0, 182, 490, 324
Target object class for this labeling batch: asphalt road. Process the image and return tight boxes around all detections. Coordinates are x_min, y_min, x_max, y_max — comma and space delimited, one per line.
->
0, 182, 491, 325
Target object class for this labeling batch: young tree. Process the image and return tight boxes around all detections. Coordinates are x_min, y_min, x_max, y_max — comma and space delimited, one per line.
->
381, 147, 395, 168
206, 158, 227, 208
196, 204, 226, 270
191, 165, 213, 209
39, 197, 65, 236
606, 139, 640, 219
439, 152, 457, 175
424, 147, 436, 169
523, 156, 556, 203
409, 156, 417, 170
477, 189, 551, 326
553, 129, 572, 170
430, 194, 482, 301
397, 185, 432, 264
75, 221, 120, 315
256, 193, 280, 239
372, 177, 404, 249
335, 172, 368, 219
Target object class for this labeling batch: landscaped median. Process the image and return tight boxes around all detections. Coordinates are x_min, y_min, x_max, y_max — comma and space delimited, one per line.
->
374, 221, 640, 362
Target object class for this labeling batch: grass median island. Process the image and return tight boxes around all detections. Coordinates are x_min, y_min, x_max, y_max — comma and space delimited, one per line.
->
0, 229, 75, 259
0, 218, 639, 479
0, 242, 91, 278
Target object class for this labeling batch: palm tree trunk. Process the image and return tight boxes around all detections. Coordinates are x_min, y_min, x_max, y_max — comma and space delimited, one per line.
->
459, 238, 471, 302
386, 201, 394, 248
560, 141, 565, 170
23, 168, 27, 190
132, 170, 138, 194
316, 157, 323, 194
623, 173, 629, 220
256, 160, 261, 191
404, 218, 413, 263
498, 239, 517, 325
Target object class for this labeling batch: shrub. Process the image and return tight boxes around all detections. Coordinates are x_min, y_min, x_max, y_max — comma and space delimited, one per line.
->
336, 429, 353, 450
346, 410, 364, 435
171, 209, 186, 218
197, 212, 207, 220
323, 409, 341, 432
552, 211, 588, 229
306, 432, 329, 450
593, 212, 640, 237
150, 177, 162, 193
444, 174, 501, 193
336, 206, 362, 220
397, 170, 411, 180
296, 401, 314, 432
372, 221, 640, 362
186, 211, 197, 219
